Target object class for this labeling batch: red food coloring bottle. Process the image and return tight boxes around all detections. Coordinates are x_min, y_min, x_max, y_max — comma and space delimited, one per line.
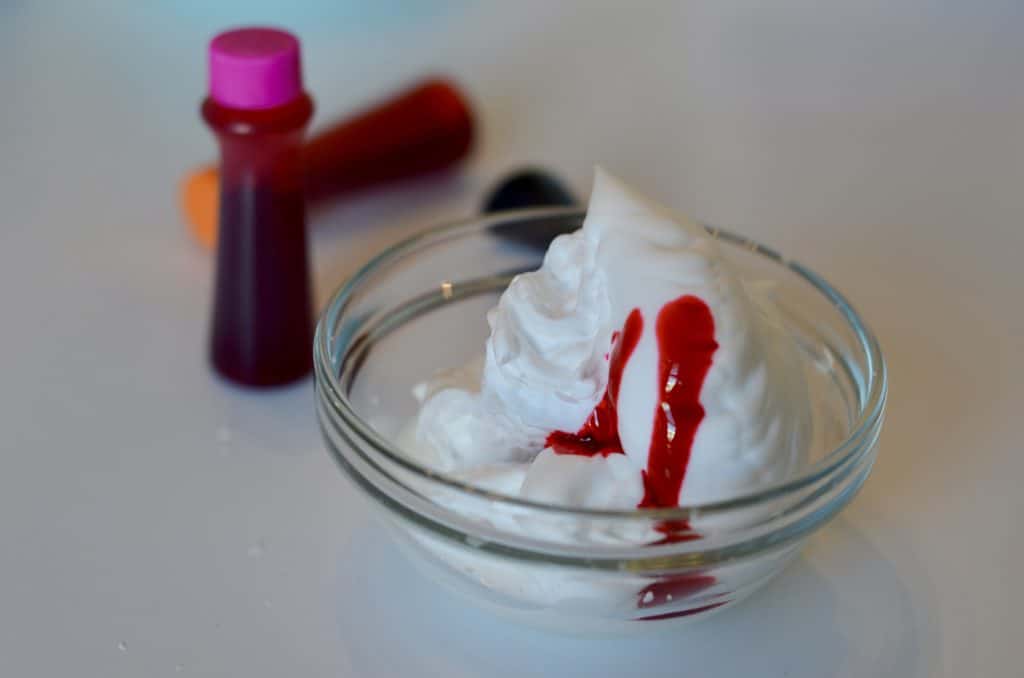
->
202, 27, 314, 387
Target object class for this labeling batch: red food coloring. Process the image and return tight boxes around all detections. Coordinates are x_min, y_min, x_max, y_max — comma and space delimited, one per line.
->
650, 519, 701, 544
543, 294, 720, 617
636, 600, 725, 622
636, 297, 718, 617
637, 573, 718, 611
544, 310, 643, 457
636, 568, 720, 621
638, 295, 718, 508
545, 295, 717, 509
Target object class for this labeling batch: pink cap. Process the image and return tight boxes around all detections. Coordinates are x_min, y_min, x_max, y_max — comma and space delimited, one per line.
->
208, 27, 303, 110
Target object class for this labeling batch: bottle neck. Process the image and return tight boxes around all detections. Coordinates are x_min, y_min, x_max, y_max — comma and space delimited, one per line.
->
217, 131, 306, 193
202, 94, 313, 193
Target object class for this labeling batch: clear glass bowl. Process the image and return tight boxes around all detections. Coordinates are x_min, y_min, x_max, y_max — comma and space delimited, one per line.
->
314, 208, 886, 632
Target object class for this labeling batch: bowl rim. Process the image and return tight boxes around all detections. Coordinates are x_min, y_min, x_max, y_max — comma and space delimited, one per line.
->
314, 207, 887, 522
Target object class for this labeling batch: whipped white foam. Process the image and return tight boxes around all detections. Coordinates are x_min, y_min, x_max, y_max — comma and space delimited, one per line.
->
400, 168, 809, 509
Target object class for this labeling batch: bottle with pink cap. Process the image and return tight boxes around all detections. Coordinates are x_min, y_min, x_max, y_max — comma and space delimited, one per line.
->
203, 27, 314, 387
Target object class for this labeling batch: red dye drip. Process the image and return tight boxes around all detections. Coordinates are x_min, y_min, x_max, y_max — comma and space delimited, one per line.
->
545, 295, 718, 509
638, 296, 718, 508
650, 519, 701, 544
544, 310, 643, 457
635, 296, 719, 619
636, 573, 718, 613
543, 295, 720, 618
636, 600, 726, 622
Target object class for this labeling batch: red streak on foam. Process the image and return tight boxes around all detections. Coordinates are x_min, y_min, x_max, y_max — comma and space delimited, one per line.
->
543, 295, 719, 618
545, 295, 717, 509
544, 310, 643, 457
638, 295, 718, 508
635, 296, 718, 618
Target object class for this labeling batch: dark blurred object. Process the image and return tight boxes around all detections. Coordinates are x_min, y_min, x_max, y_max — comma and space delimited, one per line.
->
482, 168, 578, 248
482, 168, 576, 212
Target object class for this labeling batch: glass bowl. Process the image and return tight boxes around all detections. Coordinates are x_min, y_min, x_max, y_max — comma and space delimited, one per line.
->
314, 208, 886, 632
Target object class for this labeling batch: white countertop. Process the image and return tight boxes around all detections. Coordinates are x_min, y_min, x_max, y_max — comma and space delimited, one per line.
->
1, 2, 1021, 676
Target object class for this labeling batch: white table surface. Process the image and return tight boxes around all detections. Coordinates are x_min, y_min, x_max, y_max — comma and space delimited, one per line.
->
1, 2, 1021, 676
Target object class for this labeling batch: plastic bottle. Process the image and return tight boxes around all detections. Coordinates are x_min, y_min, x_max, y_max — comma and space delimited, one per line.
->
202, 27, 314, 387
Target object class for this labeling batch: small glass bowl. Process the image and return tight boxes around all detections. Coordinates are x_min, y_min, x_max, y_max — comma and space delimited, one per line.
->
314, 209, 886, 632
